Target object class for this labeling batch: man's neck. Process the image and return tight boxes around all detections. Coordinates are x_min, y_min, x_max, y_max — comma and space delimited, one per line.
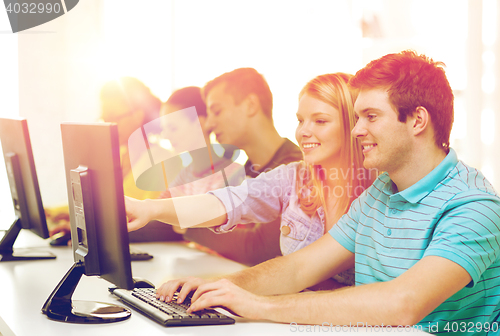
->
390, 145, 448, 192
243, 127, 285, 171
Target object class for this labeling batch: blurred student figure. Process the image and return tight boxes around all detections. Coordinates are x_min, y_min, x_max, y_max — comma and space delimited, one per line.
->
99, 77, 181, 200
159, 86, 244, 200
125, 73, 375, 286
49, 77, 182, 241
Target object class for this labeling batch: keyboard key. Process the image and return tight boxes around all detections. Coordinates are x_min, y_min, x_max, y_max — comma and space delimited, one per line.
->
111, 288, 235, 326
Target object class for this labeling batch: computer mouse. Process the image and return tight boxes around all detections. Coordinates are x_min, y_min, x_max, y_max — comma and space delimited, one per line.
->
50, 231, 72, 246
133, 277, 155, 288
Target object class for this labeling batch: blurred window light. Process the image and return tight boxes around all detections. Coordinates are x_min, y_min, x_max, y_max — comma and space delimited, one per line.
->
411, 0, 468, 38
159, 138, 173, 151
482, 73, 495, 94
409, 0, 468, 91
483, 0, 497, 46
481, 164, 495, 187
482, 50, 495, 66
179, 152, 193, 168
213, 145, 224, 158
450, 95, 467, 141
481, 108, 495, 145
100, 0, 173, 100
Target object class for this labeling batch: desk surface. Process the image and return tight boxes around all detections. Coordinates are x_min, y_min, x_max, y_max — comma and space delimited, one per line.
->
0, 230, 430, 336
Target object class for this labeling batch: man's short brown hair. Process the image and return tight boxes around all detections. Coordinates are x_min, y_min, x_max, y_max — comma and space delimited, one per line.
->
350, 50, 454, 150
202, 68, 273, 119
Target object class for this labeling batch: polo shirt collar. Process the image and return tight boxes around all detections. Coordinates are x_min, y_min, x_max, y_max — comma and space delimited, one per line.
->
396, 148, 458, 204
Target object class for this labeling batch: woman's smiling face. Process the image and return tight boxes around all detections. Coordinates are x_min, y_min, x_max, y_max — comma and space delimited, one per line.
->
295, 93, 343, 168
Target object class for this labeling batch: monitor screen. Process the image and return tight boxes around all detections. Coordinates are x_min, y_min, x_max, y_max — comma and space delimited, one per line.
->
0, 117, 49, 237
0, 117, 55, 261
43, 122, 138, 323
61, 122, 134, 290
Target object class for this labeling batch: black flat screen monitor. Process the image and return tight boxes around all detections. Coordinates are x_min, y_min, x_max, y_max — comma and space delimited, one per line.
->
0, 117, 55, 261
42, 122, 151, 324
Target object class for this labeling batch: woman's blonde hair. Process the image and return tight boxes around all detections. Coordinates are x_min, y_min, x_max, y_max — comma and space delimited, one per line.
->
296, 73, 374, 221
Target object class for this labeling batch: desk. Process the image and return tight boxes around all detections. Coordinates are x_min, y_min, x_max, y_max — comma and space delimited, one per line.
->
0, 230, 430, 336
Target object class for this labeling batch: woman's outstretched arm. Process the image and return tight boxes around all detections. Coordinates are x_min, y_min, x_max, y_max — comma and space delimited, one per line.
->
125, 194, 227, 231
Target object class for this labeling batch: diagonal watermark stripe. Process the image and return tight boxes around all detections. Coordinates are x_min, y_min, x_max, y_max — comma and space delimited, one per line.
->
128, 106, 248, 228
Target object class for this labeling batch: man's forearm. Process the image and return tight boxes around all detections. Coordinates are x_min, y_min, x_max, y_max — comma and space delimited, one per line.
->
254, 256, 473, 327
223, 234, 355, 296
258, 281, 417, 326
222, 255, 307, 295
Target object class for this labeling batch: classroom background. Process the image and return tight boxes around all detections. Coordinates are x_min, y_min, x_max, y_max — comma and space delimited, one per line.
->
0, 0, 498, 225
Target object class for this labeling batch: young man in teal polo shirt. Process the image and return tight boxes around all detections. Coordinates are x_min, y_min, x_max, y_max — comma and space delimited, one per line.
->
154, 51, 500, 335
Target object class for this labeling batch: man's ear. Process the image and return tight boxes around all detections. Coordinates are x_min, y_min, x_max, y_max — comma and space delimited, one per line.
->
412, 106, 430, 136
244, 93, 260, 117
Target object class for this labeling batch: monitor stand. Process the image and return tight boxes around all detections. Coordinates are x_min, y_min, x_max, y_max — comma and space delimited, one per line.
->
42, 262, 131, 323
0, 217, 56, 262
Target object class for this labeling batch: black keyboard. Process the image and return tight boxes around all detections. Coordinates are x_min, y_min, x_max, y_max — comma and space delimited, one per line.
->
129, 246, 153, 261
110, 288, 235, 326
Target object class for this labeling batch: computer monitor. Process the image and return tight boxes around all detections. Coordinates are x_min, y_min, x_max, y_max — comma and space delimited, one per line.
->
42, 122, 152, 324
0, 117, 55, 262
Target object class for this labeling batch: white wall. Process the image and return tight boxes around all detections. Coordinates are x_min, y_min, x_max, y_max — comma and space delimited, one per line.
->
16, 1, 103, 209
0, 7, 19, 223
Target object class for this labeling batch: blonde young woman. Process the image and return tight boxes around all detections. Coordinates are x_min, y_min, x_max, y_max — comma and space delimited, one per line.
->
126, 73, 375, 286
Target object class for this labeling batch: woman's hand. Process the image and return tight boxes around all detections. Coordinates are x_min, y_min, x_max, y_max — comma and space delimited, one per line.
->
124, 196, 153, 231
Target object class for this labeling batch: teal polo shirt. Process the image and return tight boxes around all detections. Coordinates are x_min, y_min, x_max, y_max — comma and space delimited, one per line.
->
330, 149, 500, 335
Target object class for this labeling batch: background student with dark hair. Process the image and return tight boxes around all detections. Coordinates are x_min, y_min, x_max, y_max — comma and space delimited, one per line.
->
179, 68, 303, 266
